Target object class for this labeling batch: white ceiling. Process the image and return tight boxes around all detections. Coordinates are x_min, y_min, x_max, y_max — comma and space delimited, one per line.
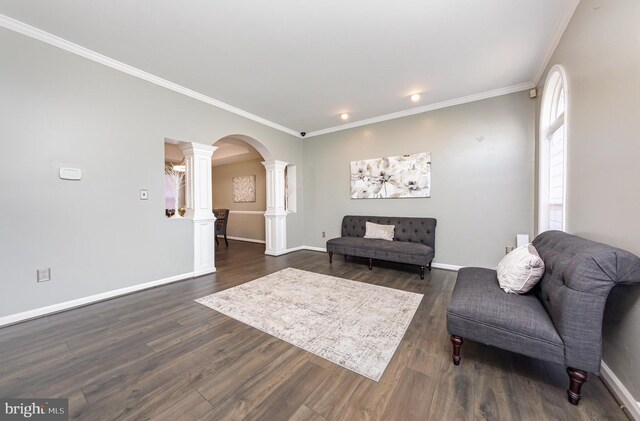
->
0, 1, 578, 136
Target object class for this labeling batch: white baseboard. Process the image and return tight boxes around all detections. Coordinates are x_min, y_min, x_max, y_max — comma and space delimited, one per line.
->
289, 246, 463, 271
225, 236, 266, 244
600, 361, 640, 420
286, 246, 307, 254
431, 263, 463, 272
193, 267, 216, 277
302, 246, 328, 253
265, 246, 306, 256
0, 250, 458, 328
0, 271, 195, 328
265, 250, 287, 256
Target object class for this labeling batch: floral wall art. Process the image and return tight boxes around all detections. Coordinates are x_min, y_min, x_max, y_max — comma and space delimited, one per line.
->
350, 152, 431, 199
233, 175, 256, 203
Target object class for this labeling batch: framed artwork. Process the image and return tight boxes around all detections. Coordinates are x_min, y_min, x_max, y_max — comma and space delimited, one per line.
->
350, 152, 431, 199
233, 175, 256, 203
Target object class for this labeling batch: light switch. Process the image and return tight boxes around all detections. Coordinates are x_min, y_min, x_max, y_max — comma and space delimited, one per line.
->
140, 189, 148, 200
516, 234, 530, 247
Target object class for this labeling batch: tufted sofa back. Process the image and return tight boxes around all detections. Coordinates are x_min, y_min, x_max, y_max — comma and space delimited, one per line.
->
340, 215, 437, 250
532, 230, 640, 372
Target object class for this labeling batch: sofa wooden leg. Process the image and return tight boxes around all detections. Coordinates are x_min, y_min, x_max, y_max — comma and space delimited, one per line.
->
344, 254, 347, 261
419, 266, 425, 279
369, 258, 373, 270
566, 367, 588, 405
428, 261, 432, 271
329, 252, 333, 264
450, 335, 463, 365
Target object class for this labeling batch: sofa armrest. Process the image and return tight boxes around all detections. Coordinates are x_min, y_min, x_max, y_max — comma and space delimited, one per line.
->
532, 231, 640, 372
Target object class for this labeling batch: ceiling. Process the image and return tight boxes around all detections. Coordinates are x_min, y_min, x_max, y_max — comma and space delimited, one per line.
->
0, 1, 578, 136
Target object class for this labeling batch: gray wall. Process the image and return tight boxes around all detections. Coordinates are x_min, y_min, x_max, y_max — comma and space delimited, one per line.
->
536, 0, 640, 400
212, 159, 266, 242
0, 28, 303, 318
304, 92, 536, 267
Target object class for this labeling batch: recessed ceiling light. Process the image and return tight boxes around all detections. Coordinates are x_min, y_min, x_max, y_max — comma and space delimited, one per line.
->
410, 93, 421, 102
340, 113, 349, 120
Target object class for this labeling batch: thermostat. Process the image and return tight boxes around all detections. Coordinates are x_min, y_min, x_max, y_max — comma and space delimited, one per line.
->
59, 167, 82, 180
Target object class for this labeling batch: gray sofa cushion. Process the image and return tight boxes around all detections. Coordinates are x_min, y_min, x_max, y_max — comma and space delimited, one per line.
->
326, 237, 434, 265
447, 267, 565, 365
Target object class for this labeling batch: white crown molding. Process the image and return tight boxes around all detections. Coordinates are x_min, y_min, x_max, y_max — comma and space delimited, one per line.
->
601, 361, 640, 420
305, 82, 534, 138
531, 0, 580, 86
0, 271, 194, 328
0, 14, 301, 138
0, 9, 575, 140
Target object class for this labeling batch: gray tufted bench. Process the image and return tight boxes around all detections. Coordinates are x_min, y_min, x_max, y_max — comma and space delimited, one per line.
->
326, 215, 437, 279
447, 230, 640, 405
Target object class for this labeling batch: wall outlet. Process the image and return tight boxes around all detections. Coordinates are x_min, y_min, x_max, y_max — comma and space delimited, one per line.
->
505, 246, 515, 254
37, 268, 51, 283
322, 231, 326, 238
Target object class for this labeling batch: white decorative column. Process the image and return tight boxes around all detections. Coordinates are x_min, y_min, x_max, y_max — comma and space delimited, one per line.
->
180, 142, 217, 276
262, 160, 288, 256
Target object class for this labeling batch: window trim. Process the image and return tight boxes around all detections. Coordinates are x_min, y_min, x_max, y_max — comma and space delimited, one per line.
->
538, 64, 568, 233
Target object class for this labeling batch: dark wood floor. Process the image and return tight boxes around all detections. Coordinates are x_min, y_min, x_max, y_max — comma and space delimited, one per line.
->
0, 241, 629, 420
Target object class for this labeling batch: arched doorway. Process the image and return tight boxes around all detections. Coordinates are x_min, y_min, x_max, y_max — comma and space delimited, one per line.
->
211, 136, 266, 250
211, 134, 288, 256
218, 134, 274, 161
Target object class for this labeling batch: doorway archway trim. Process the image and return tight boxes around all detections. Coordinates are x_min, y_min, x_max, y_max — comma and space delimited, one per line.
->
212, 135, 287, 256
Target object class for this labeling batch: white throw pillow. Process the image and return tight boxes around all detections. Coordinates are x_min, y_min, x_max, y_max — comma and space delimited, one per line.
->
364, 222, 395, 241
497, 244, 545, 294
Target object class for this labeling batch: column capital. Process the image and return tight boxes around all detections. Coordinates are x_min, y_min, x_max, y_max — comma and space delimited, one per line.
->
181, 141, 215, 221
180, 142, 217, 157
262, 160, 289, 170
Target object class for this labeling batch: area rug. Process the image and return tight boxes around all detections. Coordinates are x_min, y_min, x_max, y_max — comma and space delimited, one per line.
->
195, 267, 422, 381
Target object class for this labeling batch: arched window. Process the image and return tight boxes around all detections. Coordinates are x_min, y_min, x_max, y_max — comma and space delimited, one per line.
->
539, 65, 568, 232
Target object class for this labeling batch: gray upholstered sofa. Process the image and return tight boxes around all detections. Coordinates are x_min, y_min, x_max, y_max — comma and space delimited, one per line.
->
326, 215, 437, 279
447, 230, 640, 405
